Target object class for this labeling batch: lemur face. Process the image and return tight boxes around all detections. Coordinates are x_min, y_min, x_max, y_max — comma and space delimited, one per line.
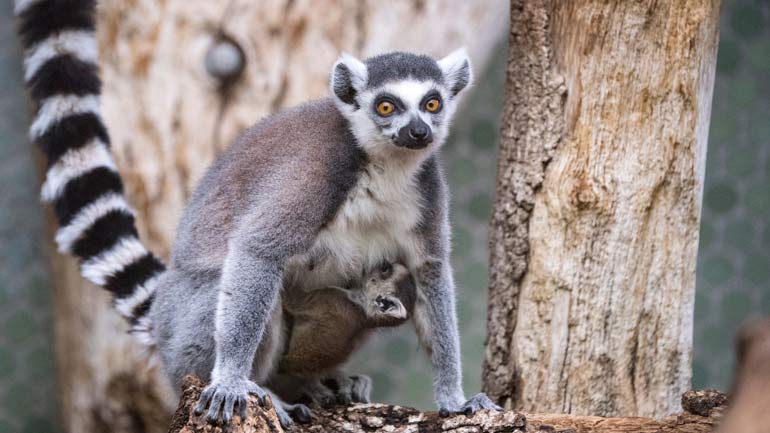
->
330, 49, 473, 157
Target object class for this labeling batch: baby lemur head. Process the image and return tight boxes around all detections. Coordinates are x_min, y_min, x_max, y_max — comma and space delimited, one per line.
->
354, 261, 416, 327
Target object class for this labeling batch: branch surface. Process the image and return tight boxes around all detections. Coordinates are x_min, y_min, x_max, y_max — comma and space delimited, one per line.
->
169, 376, 726, 433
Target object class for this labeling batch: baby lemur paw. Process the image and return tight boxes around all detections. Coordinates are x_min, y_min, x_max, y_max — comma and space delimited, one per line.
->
323, 374, 372, 405
194, 378, 267, 424
302, 374, 372, 408
301, 380, 338, 408
289, 403, 313, 424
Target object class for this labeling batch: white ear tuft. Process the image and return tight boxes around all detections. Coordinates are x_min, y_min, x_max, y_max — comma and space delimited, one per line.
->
330, 53, 368, 107
438, 47, 473, 97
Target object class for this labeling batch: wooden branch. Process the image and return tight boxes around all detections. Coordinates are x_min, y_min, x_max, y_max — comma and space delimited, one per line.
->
169, 375, 726, 433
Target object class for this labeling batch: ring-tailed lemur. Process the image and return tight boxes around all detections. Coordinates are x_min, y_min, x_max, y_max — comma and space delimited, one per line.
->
16, 0, 502, 426
274, 262, 416, 408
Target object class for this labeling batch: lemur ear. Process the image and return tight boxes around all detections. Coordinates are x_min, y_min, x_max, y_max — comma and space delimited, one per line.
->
330, 53, 367, 107
438, 47, 473, 98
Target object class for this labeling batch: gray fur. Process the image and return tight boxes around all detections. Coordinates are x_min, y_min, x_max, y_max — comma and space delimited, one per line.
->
151, 99, 367, 424
365, 52, 445, 88
150, 49, 497, 426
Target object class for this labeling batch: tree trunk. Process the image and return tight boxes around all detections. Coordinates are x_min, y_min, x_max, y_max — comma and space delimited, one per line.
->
44, 1, 508, 432
483, 0, 719, 418
169, 375, 726, 433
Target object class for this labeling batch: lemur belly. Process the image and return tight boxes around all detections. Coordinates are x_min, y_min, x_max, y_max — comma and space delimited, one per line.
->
285, 162, 424, 291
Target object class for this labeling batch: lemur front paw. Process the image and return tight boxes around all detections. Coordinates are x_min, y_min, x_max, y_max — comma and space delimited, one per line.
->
194, 378, 267, 424
438, 393, 502, 417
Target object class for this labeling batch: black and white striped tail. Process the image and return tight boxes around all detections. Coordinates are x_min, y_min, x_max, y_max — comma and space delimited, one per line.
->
15, 0, 165, 345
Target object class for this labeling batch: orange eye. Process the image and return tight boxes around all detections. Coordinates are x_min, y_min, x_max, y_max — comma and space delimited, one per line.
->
424, 98, 441, 113
376, 101, 395, 116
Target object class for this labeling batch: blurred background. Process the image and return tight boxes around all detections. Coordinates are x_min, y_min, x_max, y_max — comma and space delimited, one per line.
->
0, 1, 768, 432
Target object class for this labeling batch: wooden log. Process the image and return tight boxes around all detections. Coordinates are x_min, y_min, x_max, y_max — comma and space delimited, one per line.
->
169, 375, 726, 433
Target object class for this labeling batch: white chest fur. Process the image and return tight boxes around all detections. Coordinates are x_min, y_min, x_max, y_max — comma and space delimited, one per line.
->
286, 160, 424, 291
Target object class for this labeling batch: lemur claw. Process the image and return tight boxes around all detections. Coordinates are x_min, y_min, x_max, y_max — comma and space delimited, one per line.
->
195, 378, 268, 425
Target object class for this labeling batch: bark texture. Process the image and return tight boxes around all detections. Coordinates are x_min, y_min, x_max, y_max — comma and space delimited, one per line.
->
169, 375, 726, 433
484, 0, 720, 418
46, 1, 508, 433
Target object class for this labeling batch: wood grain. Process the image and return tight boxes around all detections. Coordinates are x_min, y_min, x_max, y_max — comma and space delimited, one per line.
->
484, 0, 720, 418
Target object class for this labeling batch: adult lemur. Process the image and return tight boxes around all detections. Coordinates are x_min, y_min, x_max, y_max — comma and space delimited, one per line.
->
16, 0, 501, 426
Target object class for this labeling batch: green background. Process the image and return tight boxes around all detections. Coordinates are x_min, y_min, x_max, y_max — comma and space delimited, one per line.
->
0, 1, 768, 431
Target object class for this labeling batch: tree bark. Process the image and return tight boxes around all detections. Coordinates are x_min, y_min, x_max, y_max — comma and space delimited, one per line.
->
483, 0, 720, 418
169, 375, 725, 433
44, 1, 508, 432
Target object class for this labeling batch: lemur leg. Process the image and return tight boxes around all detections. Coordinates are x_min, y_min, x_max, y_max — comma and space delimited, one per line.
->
413, 260, 502, 415
195, 254, 283, 424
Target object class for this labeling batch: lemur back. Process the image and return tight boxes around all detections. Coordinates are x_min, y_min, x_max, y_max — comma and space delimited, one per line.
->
169, 98, 366, 275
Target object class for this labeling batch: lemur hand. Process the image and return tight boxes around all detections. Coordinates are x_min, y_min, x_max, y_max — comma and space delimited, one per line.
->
194, 377, 268, 424
438, 392, 502, 417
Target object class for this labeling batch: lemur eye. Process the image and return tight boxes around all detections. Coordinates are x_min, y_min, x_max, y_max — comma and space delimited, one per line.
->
376, 101, 395, 116
379, 262, 393, 279
424, 97, 441, 113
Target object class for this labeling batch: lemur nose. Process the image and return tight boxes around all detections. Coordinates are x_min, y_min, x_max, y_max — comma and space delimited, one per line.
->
375, 295, 397, 312
409, 126, 429, 140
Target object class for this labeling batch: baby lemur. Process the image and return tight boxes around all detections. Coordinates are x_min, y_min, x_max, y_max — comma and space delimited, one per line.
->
274, 262, 416, 408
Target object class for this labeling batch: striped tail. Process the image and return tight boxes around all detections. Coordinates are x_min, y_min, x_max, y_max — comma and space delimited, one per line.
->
15, 0, 165, 345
